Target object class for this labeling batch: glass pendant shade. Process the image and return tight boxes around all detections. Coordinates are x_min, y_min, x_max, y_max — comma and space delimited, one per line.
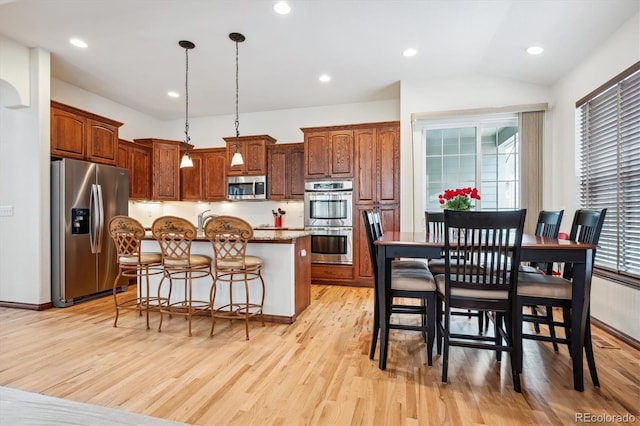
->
180, 151, 194, 168
230, 150, 244, 167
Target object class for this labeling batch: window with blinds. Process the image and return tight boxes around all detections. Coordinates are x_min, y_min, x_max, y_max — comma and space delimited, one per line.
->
577, 63, 640, 284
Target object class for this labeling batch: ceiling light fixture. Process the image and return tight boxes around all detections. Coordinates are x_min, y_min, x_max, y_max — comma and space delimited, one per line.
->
179, 40, 195, 169
526, 46, 544, 55
273, 1, 291, 15
230, 32, 246, 168
167, 91, 179, 98
403, 48, 417, 57
69, 38, 88, 48
319, 74, 331, 82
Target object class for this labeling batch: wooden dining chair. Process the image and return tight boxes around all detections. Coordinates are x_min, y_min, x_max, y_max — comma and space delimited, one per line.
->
436, 209, 526, 392
363, 210, 437, 367
426, 211, 487, 336
520, 210, 564, 275
520, 209, 564, 349
516, 208, 607, 389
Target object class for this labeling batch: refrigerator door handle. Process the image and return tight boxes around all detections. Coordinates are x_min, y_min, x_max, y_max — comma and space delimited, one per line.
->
96, 184, 105, 253
90, 184, 100, 254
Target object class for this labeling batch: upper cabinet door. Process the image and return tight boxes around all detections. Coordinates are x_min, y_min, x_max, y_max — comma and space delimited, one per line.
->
202, 148, 227, 200
51, 108, 86, 159
180, 151, 204, 201
149, 140, 181, 201
289, 144, 305, 198
86, 119, 118, 165
376, 125, 400, 204
128, 145, 151, 199
245, 140, 268, 175
304, 131, 330, 179
329, 130, 354, 178
354, 128, 376, 204
267, 143, 304, 200
268, 147, 288, 199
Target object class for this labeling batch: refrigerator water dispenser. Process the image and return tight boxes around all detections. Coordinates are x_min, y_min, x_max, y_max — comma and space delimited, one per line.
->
71, 208, 90, 234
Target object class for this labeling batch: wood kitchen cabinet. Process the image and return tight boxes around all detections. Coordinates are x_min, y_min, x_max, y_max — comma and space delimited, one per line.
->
267, 143, 304, 200
301, 127, 354, 179
117, 139, 151, 200
134, 138, 187, 201
224, 135, 276, 176
354, 124, 400, 205
352, 122, 401, 284
51, 101, 122, 165
181, 148, 227, 201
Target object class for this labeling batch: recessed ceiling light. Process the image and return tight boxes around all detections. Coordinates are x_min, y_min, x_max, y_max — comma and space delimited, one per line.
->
526, 46, 544, 55
167, 91, 179, 98
273, 1, 291, 15
69, 38, 88, 48
403, 48, 417, 57
319, 74, 331, 82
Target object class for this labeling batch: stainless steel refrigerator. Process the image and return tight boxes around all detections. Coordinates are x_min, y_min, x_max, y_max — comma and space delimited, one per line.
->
51, 158, 129, 307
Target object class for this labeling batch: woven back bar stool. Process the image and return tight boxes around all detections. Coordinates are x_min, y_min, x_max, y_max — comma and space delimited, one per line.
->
205, 216, 266, 340
108, 216, 163, 329
152, 216, 214, 336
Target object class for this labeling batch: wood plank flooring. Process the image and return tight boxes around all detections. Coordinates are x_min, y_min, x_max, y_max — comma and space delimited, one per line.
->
0, 285, 638, 425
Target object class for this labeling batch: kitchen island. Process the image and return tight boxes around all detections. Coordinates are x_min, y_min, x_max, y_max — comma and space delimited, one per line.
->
141, 230, 311, 323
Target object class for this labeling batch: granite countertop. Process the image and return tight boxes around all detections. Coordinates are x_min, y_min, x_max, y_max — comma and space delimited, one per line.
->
143, 229, 309, 242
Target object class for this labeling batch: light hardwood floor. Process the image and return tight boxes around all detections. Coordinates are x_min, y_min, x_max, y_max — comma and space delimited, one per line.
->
0, 285, 638, 425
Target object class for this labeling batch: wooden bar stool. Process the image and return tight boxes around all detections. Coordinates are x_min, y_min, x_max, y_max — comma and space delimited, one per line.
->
108, 216, 163, 329
152, 216, 214, 336
205, 216, 265, 340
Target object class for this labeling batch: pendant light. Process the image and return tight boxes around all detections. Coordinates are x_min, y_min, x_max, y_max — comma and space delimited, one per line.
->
229, 32, 245, 167
179, 40, 195, 169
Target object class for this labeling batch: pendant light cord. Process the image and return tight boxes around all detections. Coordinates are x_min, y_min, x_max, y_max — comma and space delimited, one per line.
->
234, 39, 240, 150
184, 46, 190, 148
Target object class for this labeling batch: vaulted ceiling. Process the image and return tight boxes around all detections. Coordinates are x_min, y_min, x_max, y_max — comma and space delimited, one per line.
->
0, 0, 637, 120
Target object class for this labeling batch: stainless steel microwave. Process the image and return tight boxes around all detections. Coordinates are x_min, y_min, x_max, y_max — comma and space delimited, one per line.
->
227, 175, 267, 200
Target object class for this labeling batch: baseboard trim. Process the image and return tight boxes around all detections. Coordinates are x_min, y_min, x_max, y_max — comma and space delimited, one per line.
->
591, 316, 640, 351
0, 300, 52, 311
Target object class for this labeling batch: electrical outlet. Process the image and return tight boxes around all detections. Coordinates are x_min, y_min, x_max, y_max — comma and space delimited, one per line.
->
0, 205, 14, 217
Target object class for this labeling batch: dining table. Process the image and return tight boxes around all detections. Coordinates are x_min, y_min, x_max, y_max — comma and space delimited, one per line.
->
374, 232, 596, 391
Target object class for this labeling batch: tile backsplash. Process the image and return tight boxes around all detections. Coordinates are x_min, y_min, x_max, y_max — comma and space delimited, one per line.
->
129, 200, 305, 229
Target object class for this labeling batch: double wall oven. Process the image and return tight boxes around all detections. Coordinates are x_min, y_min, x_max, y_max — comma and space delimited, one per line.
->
304, 180, 353, 265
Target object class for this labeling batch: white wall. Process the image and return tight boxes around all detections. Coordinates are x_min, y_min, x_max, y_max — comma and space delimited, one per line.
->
399, 75, 552, 231
550, 12, 639, 339
51, 79, 166, 140
0, 45, 51, 305
161, 99, 399, 148
0, 36, 30, 107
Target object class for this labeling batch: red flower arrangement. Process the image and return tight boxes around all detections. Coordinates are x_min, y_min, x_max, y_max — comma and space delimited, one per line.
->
439, 187, 481, 210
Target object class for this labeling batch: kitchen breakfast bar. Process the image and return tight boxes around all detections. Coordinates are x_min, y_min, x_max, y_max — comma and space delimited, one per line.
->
140, 230, 311, 323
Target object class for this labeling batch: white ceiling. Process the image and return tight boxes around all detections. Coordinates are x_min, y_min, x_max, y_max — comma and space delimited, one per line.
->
0, 0, 637, 120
